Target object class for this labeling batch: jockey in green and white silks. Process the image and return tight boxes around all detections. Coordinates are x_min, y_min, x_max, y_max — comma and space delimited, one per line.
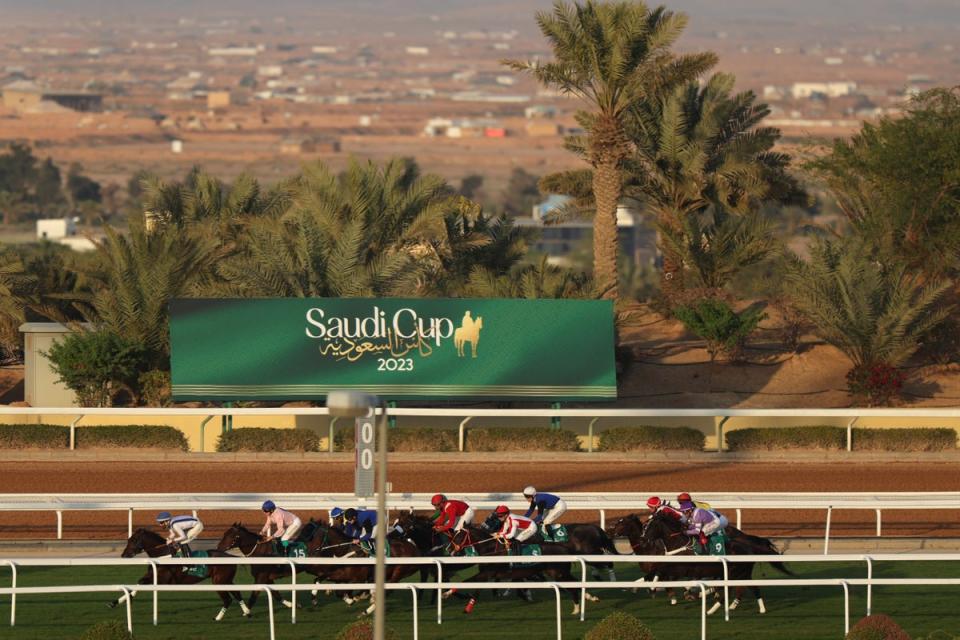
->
679, 500, 729, 555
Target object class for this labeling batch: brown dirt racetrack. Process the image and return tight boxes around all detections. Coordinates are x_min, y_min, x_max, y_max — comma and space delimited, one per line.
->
1, 458, 958, 540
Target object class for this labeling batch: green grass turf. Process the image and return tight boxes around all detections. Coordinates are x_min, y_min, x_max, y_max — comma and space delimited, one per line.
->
1, 560, 958, 639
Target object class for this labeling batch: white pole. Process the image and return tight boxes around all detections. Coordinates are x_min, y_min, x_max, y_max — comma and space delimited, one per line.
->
865, 556, 873, 616
722, 557, 730, 621
150, 561, 158, 625
265, 587, 276, 640
121, 587, 133, 634
434, 560, 443, 625
458, 417, 472, 452
578, 558, 587, 621
841, 581, 850, 635
552, 584, 562, 640
408, 585, 419, 640
374, 402, 388, 640
699, 582, 708, 640
824, 507, 833, 555
288, 560, 297, 623
7, 561, 16, 626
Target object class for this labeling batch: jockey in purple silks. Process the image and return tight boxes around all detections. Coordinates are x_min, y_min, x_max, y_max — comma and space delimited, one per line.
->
679, 500, 729, 555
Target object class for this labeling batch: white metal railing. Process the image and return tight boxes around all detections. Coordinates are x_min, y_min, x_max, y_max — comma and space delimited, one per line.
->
2, 491, 957, 553
2, 406, 959, 452
1, 554, 957, 640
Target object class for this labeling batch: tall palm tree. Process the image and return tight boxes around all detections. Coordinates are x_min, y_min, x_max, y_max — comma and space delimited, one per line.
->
506, 0, 716, 299
0, 249, 36, 355
627, 72, 804, 299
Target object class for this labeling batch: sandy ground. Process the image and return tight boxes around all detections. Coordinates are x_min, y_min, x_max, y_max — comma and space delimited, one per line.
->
1, 460, 958, 540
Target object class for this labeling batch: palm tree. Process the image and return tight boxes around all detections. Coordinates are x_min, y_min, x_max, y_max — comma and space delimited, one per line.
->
465, 255, 592, 299
214, 158, 458, 298
0, 249, 36, 355
505, 0, 716, 300
786, 238, 951, 397
82, 222, 223, 365
626, 72, 804, 299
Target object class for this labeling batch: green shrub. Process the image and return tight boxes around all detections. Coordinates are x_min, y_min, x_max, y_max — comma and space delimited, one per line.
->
138, 369, 172, 407
585, 611, 655, 640
726, 426, 846, 451
853, 428, 956, 452
599, 426, 705, 451
673, 299, 766, 362
79, 620, 133, 640
217, 428, 320, 452
0, 424, 69, 449
465, 427, 580, 452
0, 424, 188, 450
726, 427, 957, 452
335, 619, 400, 640
845, 613, 911, 640
44, 330, 147, 407
915, 632, 957, 640
76, 426, 188, 451
336, 427, 457, 452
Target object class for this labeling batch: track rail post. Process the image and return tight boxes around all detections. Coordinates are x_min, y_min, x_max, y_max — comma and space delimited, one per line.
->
434, 560, 442, 624
70, 415, 84, 450
5, 560, 16, 626
408, 585, 419, 640
699, 582, 708, 640
458, 417, 473, 452
120, 587, 133, 634
824, 506, 833, 555
150, 561, 158, 625
552, 583, 562, 639
288, 560, 297, 623
864, 556, 873, 616
841, 580, 850, 635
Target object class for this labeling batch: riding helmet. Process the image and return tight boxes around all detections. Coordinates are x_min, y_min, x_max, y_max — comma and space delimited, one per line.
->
330, 507, 344, 519
262, 500, 276, 512
677, 492, 692, 503
431, 494, 446, 507
522, 486, 536, 498
156, 511, 172, 523
494, 505, 510, 516
344, 508, 358, 520
646, 496, 662, 510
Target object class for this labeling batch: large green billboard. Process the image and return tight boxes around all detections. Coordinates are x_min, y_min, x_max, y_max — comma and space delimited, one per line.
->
170, 298, 616, 401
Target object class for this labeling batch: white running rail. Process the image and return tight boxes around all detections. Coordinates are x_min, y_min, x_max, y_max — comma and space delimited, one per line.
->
1, 554, 958, 640
1, 491, 957, 553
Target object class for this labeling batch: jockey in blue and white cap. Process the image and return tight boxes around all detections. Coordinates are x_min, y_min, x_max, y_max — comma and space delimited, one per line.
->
156, 511, 204, 555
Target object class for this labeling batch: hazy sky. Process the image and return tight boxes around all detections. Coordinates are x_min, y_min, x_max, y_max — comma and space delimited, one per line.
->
1, 0, 958, 25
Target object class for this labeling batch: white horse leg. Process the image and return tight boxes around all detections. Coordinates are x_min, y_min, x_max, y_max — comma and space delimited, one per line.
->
606, 568, 617, 581
758, 597, 767, 614
239, 600, 251, 617
585, 592, 600, 602
730, 598, 740, 611
708, 601, 722, 616
215, 607, 227, 621
571, 603, 580, 616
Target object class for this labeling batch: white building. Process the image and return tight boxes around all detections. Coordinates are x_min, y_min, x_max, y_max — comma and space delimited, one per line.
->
791, 82, 858, 99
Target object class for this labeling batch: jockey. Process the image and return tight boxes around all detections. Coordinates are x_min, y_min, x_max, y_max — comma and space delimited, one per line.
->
677, 492, 712, 510
522, 486, 567, 526
431, 494, 475, 534
646, 496, 686, 523
679, 500, 729, 555
259, 500, 302, 550
492, 505, 538, 545
344, 508, 377, 554
156, 511, 203, 556
329, 507, 346, 530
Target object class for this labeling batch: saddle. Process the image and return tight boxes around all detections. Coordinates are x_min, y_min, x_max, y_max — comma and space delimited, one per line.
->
540, 523, 568, 543
176, 548, 209, 579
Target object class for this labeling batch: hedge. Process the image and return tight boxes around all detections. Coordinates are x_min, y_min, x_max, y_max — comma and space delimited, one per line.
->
79, 620, 134, 640
726, 426, 957, 452
336, 619, 400, 640
0, 424, 188, 450
336, 427, 457, 452
598, 426, 705, 452
217, 428, 320, 452
465, 427, 580, 452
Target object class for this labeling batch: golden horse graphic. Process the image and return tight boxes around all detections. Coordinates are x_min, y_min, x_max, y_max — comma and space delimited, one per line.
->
454, 311, 483, 358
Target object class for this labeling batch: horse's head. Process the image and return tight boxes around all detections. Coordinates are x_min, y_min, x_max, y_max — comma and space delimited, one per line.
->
216, 522, 247, 553
480, 513, 500, 532
121, 528, 154, 558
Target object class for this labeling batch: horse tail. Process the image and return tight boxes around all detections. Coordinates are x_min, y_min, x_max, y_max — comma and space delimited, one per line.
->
742, 534, 796, 576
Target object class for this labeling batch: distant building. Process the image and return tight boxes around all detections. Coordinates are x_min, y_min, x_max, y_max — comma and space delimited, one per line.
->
526, 121, 563, 137
207, 91, 232, 109
311, 46, 338, 55
424, 117, 502, 138
208, 47, 258, 57
279, 135, 341, 154
791, 82, 857, 99
405, 46, 430, 56
2, 81, 102, 112
36, 218, 76, 240
525, 105, 557, 119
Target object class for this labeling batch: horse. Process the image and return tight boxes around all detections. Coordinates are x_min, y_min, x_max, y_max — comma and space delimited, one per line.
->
306, 521, 421, 615
215, 522, 321, 612
632, 512, 792, 614
110, 528, 249, 621
446, 523, 593, 616
454, 317, 482, 357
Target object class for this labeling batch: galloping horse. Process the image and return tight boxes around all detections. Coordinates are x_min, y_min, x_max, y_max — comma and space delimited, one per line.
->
306, 522, 421, 614
629, 512, 792, 614
216, 522, 318, 612
110, 528, 249, 621
445, 524, 592, 615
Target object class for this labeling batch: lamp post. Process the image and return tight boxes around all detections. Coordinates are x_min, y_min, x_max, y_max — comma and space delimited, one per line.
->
327, 390, 388, 640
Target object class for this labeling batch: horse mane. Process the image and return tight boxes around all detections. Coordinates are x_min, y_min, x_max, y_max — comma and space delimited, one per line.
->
134, 527, 164, 542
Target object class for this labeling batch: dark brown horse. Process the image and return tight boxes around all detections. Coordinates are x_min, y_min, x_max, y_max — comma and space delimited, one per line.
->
446, 524, 592, 615
110, 528, 249, 620
307, 521, 421, 615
